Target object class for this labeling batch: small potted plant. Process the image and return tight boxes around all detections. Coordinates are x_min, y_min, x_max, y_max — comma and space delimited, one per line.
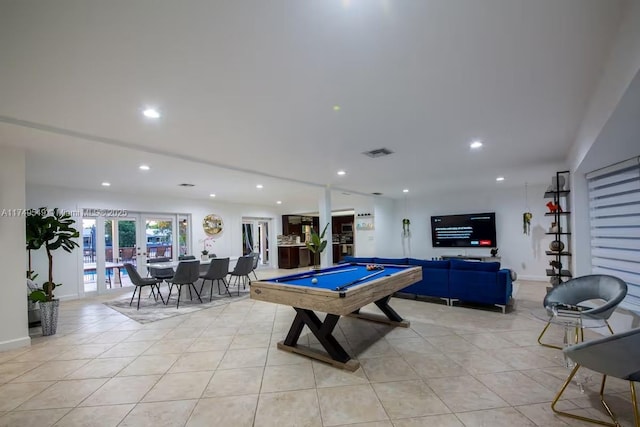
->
26, 208, 80, 336
306, 223, 329, 269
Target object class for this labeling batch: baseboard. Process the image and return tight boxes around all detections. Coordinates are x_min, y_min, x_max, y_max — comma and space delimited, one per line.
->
0, 335, 31, 352
516, 275, 549, 282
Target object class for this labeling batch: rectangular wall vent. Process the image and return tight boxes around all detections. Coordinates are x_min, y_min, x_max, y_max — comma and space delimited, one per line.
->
363, 148, 394, 158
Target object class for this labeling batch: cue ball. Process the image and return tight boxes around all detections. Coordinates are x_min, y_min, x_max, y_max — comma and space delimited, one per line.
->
311, 278, 318, 284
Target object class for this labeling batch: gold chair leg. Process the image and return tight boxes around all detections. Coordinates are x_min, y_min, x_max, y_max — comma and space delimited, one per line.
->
552, 364, 618, 427
605, 320, 615, 335
631, 381, 639, 427
538, 320, 562, 350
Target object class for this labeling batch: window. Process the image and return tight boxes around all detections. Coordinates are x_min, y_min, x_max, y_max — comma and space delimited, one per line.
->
587, 156, 640, 311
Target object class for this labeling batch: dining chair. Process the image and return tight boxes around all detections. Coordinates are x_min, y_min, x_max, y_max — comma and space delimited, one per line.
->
538, 274, 627, 349
228, 255, 254, 296
123, 263, 165, 310
166, 261, 202, 308
249, 252, 259, 280
551, 327, 640, 427
200, 257, 231, 299
179, 255, 196, 261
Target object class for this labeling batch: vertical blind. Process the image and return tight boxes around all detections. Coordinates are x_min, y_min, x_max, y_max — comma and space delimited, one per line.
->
587, 156, 640, 311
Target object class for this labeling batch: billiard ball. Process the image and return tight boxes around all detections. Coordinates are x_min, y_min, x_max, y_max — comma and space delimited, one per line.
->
311, 278, 318, 284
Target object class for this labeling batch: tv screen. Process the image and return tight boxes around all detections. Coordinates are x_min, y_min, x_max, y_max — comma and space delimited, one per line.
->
431, 212, 496, 248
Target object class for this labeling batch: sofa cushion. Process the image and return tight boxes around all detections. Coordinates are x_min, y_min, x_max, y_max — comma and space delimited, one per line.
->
450, 259, 500, 272
342, 256, 374, 264
408, 259, 450, 270
375, 257, 409, 265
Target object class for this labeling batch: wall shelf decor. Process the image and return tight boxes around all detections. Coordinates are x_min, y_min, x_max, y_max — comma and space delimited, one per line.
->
544, 171, 571, 285
203, 214, 223, 236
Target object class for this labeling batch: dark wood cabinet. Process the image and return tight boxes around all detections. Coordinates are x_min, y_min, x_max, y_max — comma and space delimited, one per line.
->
278, 246, 300, 269
282, 215, 302, 236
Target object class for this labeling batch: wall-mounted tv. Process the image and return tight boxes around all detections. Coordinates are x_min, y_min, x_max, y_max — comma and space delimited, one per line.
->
431, 212, 496, 248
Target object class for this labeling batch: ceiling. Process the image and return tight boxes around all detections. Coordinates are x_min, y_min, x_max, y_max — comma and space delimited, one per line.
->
0, 0, 626, 210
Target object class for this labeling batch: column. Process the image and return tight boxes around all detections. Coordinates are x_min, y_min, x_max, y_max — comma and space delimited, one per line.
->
319, 186, 333, 268
0, 147, 30, 350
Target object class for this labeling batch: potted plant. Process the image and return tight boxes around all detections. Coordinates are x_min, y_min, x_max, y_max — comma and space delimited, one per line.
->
306, 223, 329, 269
26, 208, 80, 336
201, 249, 209, 261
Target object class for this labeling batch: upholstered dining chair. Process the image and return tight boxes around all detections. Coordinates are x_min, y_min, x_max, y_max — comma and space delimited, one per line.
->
123, 263, 165, 309
199, 257, 231, 299
249, 252, 259, 280
228, 255, 254, 296
166, 261, 201, 308
538, 274, 627, 349
147, 256, 174, 295
551, 327, 640, 427
178, 255, 196, 261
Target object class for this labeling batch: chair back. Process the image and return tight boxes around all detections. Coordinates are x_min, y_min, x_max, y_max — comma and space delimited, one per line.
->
179, 255, 196, 261
250, 252, 259, 269
151, 257, 171, 263
232, 256, 254, 275
208, 253, 218, 259
123, 263, 143, 285
203, 257, 230, 280
172, 261, 200, 284
544, 274, 627, 320
565, 327, 640, 381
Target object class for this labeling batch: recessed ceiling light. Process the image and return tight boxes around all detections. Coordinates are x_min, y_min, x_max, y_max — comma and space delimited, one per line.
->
333, 105, 341, 111
337, 170, 346, 176
101, 182, 111, 187
139, 165, 150, 171
209, 193, 216, 198
403, 189, 409, 193
496, 176, 505, 182
276, 201, 282, 205
142, 108, 161, 119
470, 140, 483, 149
256, 184, 263, 189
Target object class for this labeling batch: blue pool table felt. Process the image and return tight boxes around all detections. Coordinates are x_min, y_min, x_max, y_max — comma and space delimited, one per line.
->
270, 263, 410, 291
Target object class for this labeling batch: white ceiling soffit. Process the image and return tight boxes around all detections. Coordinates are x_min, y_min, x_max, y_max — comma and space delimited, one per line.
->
0, 0, 626, 204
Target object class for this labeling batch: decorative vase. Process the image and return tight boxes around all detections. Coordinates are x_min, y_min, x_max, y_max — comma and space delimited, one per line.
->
39, 300, 59, 336
201, 254, 208, 261
549, 240, 565, 252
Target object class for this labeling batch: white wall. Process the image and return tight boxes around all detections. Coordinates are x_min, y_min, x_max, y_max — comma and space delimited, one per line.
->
26, 183, 282, 299
369, 184, 553, 280
0, 147, 30, 350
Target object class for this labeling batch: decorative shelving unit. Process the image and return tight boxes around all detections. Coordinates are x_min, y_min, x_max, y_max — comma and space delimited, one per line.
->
544, 171, 572, 285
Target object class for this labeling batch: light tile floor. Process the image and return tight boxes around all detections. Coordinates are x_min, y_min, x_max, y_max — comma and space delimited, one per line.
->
1, 270, 637, 427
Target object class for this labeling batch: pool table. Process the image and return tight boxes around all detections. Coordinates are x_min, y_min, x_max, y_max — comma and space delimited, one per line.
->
250, 263, 422, 370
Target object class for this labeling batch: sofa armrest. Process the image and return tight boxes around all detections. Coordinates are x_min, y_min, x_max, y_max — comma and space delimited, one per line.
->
497, 269, 513, 301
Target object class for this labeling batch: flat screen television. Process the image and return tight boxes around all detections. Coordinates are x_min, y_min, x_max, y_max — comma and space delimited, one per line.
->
431, 212, 496, 248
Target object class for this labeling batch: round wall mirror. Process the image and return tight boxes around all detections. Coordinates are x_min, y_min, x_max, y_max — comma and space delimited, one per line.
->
203, 214, 223, 236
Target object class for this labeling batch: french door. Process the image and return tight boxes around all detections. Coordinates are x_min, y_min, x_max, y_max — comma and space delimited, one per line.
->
242, 217, 271, 267
82, 212, 185, 295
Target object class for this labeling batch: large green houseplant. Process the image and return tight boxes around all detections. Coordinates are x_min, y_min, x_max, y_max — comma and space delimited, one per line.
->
26, 208, 80, 335
306, 223, 329, 269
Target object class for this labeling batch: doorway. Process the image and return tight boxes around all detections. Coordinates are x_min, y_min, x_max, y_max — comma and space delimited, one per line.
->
82, 212, 188, 295
242, 217, 272, 267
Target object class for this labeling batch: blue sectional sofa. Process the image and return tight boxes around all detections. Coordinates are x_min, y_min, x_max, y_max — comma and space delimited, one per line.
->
341, 256, 513, 313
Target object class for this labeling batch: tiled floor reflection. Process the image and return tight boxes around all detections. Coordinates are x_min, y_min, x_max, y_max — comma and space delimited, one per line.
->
1, 271, 636, 426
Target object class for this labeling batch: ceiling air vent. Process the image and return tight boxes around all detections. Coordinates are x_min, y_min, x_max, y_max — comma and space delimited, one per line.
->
363, 148, 394, 158
371, 192, 383, 196
178, 183, 195, 187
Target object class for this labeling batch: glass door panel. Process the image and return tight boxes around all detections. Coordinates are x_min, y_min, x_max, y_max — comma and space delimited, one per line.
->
178, 215, 189, 257
145, 217, 174, 261
242, 218, 272, 267
82, 219, 97, 293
